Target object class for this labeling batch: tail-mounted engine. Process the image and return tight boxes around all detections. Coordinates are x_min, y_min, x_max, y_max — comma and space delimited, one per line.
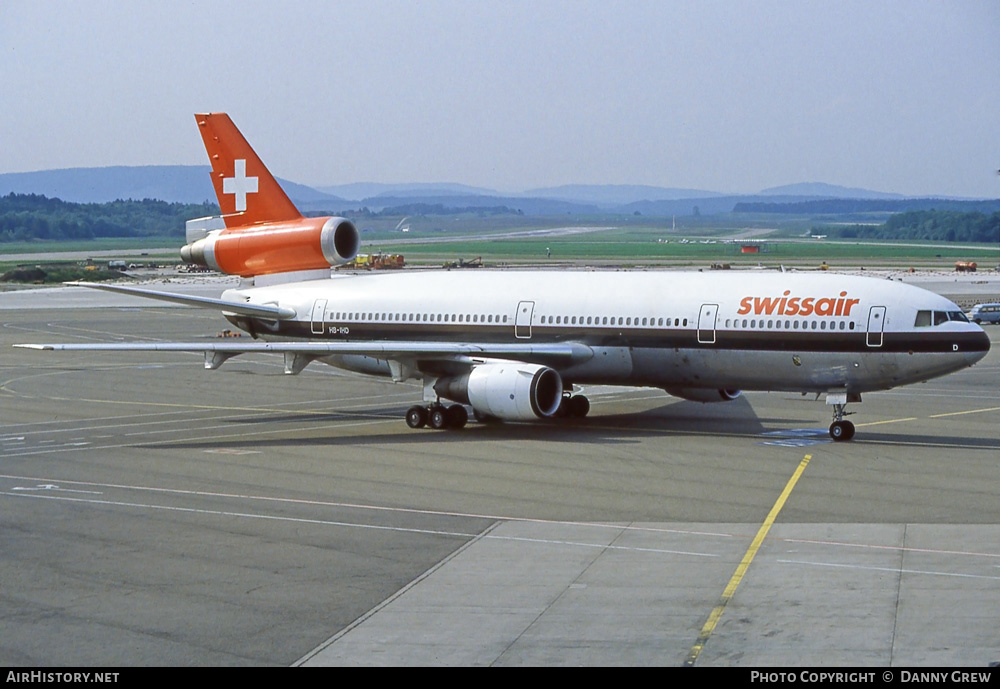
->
181, 216, 360, 278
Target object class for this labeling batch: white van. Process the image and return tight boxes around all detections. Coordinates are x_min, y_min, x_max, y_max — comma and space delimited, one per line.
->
969, 303, 1000, 325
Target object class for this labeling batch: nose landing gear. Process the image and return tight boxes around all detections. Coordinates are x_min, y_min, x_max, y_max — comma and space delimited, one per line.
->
829, 416, 855, 442
827, 392, 860, 442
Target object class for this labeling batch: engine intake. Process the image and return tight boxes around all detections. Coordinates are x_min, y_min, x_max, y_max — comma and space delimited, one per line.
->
434, 363, 563, 421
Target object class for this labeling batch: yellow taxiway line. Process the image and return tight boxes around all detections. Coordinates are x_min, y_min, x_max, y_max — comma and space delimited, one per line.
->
684, 453, 812, 666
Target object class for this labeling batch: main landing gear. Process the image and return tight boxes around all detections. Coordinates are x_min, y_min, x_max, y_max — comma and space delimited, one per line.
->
827, 392, 859, 442
403, 393, 591, 430
557, 393, 590, 418
405, 403, 468, 430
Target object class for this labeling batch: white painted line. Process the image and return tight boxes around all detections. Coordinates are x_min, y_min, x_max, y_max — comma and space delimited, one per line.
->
778, 558, 1000, 581
0, 472, 736, 542
0, 490, 719, 558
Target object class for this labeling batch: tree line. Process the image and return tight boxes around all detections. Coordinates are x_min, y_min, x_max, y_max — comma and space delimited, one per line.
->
3, 192, 998, 245
829, 210, 1000, 243
0, 193, 219, 242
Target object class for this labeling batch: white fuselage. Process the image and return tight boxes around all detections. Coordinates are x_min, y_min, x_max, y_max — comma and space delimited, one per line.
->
221, 269, 989, 395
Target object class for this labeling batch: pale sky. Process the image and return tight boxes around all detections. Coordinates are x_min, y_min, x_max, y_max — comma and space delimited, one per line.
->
2, 0, 998, 197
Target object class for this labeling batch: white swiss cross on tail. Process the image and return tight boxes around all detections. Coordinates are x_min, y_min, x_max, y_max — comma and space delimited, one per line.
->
222, 159, 259, 212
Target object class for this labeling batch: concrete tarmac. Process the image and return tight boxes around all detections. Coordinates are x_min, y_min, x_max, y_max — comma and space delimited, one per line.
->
1, 284, 999, 666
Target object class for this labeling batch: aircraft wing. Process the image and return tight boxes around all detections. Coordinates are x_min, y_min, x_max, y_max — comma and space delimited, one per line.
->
13, 340, 590, 358
14, 340, 593, 376
61, 282, 297, 319
18, 282, 593, 376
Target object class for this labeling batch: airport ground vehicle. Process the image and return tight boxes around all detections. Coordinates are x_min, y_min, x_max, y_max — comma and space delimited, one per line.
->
969, 303, 1000, 325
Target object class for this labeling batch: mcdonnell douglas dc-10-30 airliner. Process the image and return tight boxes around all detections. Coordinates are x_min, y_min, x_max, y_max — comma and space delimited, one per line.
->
16, 113, 990, 441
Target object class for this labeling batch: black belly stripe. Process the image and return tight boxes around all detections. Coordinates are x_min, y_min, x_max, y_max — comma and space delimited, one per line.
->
243, 318, 990, 355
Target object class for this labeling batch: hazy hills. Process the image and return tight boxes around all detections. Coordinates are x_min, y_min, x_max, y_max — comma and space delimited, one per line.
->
0, 166, 350, 209
0, 166, 989, 217
758, 182, 906, 200
0, 166, 218, 205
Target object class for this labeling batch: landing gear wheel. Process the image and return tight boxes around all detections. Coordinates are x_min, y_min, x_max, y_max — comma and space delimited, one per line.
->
405, 405, 427, 429
446, 404, 468, 429
557, 394, 590, 419
829, 420, 855, 442
828, 397, 857, 442
567, 395, 590, 418
429, 406, 449, 430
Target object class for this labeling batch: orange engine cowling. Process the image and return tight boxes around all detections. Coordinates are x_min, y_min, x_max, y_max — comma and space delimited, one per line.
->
181, 216, 359, 277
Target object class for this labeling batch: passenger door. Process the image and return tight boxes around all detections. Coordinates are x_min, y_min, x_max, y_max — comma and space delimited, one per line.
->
697, 303, 718, 344
515, 300, 534, 339
866, 306, 886, 347
311, 299, 327, 335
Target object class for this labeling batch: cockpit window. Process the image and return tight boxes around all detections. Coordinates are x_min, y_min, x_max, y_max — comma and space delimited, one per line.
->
915, 310, 970, 327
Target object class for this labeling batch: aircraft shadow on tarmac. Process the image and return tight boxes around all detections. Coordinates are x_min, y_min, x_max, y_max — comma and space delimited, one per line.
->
136, 391, 1000, 452
829, 430, 1000, 451
139, 397, 837, 450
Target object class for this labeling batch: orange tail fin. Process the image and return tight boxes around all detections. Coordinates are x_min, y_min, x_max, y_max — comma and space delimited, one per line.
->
195, 113, 302, 228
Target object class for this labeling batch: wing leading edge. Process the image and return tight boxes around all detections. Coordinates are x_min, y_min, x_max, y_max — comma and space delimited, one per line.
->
13, 341, 591, 358
61, 282, 296, 319
18, 282, 592, 376
14, 340, 594, 376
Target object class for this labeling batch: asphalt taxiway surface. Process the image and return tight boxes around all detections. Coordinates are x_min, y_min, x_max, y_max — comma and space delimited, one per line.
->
1, 283, 999, 666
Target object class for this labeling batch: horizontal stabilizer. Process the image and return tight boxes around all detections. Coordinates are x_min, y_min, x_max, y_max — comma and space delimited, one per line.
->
62, 282, 296, 319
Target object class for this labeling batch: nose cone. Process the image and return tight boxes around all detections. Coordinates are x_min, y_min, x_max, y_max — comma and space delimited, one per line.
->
963, 328, 991, 366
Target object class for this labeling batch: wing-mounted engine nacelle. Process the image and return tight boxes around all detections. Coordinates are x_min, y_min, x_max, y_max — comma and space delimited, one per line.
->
664, 387, 742, 403
180, 216, 360, 277
434, 363, 564, 421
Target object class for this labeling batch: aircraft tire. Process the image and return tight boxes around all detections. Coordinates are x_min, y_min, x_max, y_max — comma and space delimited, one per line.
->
568, 395, 590, 418
429, 407, 449, 430
829, 420, 855, 442
447, 405, 468, 429
405, 405, 427, 429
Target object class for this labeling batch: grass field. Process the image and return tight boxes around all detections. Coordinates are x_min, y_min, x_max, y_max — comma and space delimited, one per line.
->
366, 233, 1000, 268
2, 223, 997, 276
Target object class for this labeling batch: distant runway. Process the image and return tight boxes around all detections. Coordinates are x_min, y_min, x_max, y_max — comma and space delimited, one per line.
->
0, 225, 614, 265
2, 284, 999, 666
